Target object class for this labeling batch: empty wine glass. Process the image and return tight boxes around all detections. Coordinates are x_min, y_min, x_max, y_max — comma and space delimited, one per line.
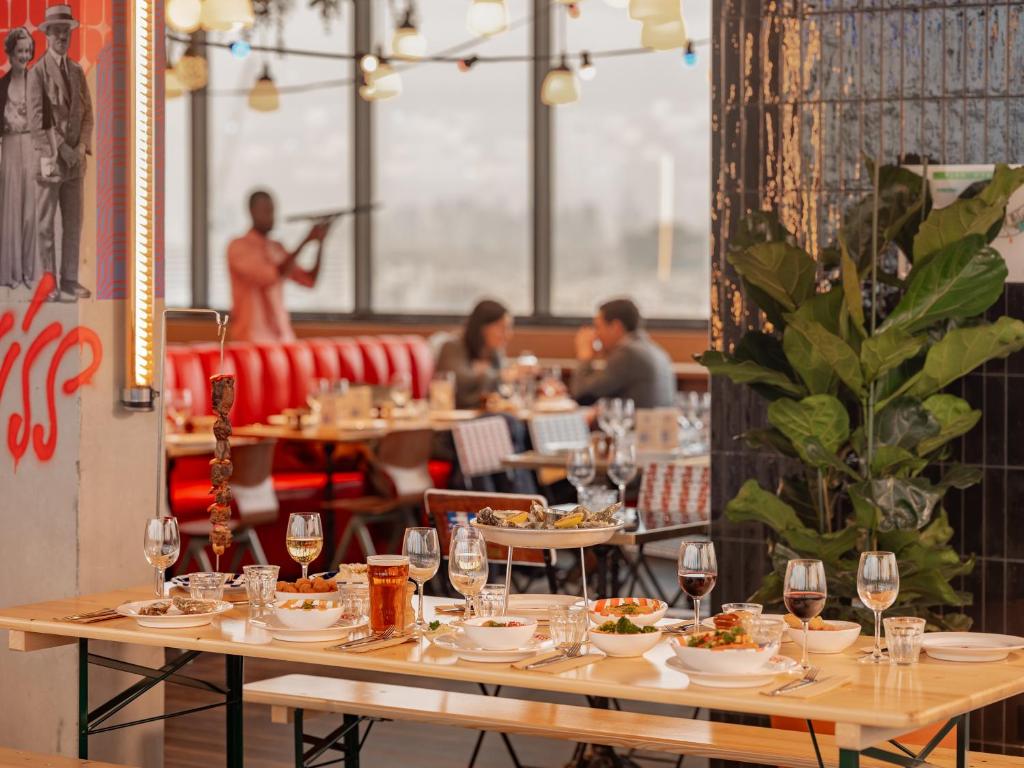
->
784, 559, 828, 671
286, 512, 323, 580
596, 398, 620, 438
165, 389, 193, 432
449, 536, 489, 620
618, 399, 636, 435
607, 439, 638, 505
857, 551, 899, 664
391, 371, 413, 409
566, 445, 596, 500
143, 517, 180, 597
403, 527, 441, 634
678, 539, 717, 635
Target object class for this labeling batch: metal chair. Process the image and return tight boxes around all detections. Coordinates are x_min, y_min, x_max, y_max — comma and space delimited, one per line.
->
528, 411, 591, 454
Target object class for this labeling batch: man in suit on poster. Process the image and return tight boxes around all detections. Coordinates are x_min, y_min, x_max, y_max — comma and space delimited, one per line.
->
29, 4, 93, 301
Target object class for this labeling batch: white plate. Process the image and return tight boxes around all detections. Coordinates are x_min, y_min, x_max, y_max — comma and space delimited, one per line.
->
430, 631, 553, 663
429, 409, 479, 421
665, 655, 797, 688
249, 615, 367, 643
116, 599, 234, 628
784, 620, 862, 654
275, 589, 343, 603
921, 632, 1024, 662
471, 518, 625, 549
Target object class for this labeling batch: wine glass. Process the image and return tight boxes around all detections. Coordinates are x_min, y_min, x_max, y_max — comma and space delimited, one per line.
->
596, 398, 622, 438
391, 371, 413, 410
403, 527, 441, 634
165, 388, 193, 432
618, 399, 636, 435
677, 539, 716, 635
566, 445, 596, 500
857, 551, 899, 664
143, 517, 180, 598
449, 536, 489, 620
607, 439, 638, 505
286, 512, 323, 580
784, 559, 828, 671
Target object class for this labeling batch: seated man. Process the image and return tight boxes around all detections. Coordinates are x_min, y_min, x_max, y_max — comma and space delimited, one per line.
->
571, 297, 675, 408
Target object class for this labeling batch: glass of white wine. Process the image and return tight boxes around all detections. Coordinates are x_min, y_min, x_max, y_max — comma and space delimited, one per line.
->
143, 517, 180, 598
448, 536, 489, 621
857, 551, 899, 664
402, 527, 440, 634
286, 512, 324, 580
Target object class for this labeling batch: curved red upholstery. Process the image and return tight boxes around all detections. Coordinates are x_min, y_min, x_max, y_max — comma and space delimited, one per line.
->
163, 352, 178, 392
356, 336, 389, 384
282, 341, 317, 407
307, 338, 342, 383
165, 346, 209, 414
256, 343, 292, 417
226, 343, 264, 425
403, 334, 434, 399
334, 339, 365, 383
380, 335, 413, 386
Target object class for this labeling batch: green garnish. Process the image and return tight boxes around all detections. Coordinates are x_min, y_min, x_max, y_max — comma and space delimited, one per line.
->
428, 620, 441, 631
301, 600, 315, 610
596, 617, 657, 635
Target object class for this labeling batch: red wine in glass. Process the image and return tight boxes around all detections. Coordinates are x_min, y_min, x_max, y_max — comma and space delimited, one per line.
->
679, 572, 717, 599
784, 591, 826, 621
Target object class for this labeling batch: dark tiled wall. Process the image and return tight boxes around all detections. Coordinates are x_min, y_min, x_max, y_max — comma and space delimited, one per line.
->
710, 0, 1024, 754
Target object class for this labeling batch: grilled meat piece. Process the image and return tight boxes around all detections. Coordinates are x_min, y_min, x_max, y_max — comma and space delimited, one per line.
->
210, 374, 235, 413
209, 458, 233, 486
213, 419, 232, 441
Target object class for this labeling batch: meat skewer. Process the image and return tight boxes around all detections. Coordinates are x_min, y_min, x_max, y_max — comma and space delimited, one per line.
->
209, 373, 235, 571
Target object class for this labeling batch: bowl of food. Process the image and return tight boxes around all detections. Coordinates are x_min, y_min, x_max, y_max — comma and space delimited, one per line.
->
276, 576, 341, 602
589, 618, 663, 657
670, 627, 778, 674
589, 597, 667, 628
273, 598, 344, 630
461, 616, 538, 650
783, 615, 861, 653
708, 607, 762, 631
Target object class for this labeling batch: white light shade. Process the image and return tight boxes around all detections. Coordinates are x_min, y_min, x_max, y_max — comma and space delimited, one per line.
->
248, 69, 279, 111
392, 26, 427, 59
174, 52, 208, 90
360, 61, 402, 101
200, 0, 254, 30
466, 0, 509, 36
541, 65, 580, 106
166, 65, 185, 98
641, 17, 687, 50
166, 0, 202, 32
628, 0, 679, 20
603, 0, 629, 7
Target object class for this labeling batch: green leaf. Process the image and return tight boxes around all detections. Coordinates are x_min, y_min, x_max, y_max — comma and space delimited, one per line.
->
728, 242, 817, 313
724, 480, 806, 533
934, 464, 983, 492
869, 445, 928, 478
747, 570, 785, 606
873, 397, 940, 451
918, 395, 982, 455
798, 438, 861, 480
881, 236, 1007, 334
899, 569, 969, 607
840, 238, 866, 334
859, 328, 926, 383
849, 483, 880, 529
783, 317, 864, 396
891, 317, 1024, 404
853, 478, 943, 532
913, 164, 1024, 264
695, 351, 805, 399
767, 395, 850, 456
740, 428, 798, 458
919, 509, 955, 548
788, 287, 844, 336
780, 525, 860, 566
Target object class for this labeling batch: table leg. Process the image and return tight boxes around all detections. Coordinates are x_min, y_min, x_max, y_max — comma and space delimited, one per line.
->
323, 441, 337, 565
226, 654, 244, 768
838, 749, 860, 768
579, 547, 588, 606
343, 713, 360, 768
957, 713, 970, 768
595, 546, 609, 598
78, 638, 89, 759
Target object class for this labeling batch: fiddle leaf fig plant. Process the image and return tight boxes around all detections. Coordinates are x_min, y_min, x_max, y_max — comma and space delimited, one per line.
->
699, 162, 1024, 630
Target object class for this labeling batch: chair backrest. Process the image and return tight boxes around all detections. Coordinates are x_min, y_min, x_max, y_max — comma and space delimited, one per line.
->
306, 338, 343, 383
379, 335, 413, 386
403, 334, 435, 399
282, 341, 317, 408
369, 429, 435, 498
231, 440, 280, 519
528, 412, 591, 454
423, 489, 548, 565
255, 343, 292, 417
334, 338, 366, 383
637, 460, 710, 529
452, 416, 515, 478
356, 336, 390, 384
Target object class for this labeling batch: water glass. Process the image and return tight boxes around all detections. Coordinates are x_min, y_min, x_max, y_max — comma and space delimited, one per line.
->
189, 572, 228, 601
477, 583, 507, 617
884, 616, 925, 665
607, 439, 638, 504
549, 605, 588, 651
243, 565, 279, 617
578, 485, 619, 512
342, 584, 370, 620
748, 617, 786, 650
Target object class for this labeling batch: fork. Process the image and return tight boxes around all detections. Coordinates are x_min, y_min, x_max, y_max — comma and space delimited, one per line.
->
330, 626, 396, 651
524, 641, 583, 670
57, 608, 118, 623
762, 666, 820, 696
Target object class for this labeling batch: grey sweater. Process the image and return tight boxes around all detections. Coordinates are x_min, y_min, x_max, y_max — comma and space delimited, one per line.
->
571, 331, 675, 408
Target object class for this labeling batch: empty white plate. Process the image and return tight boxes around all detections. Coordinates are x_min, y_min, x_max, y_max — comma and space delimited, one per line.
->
921, 632, 1024, 662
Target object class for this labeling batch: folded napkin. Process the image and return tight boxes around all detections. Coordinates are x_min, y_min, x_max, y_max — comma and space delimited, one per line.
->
434, 603, 469, 615
332, 635, 416, 654
766, 675, 850, 698
512, 649, 605, 674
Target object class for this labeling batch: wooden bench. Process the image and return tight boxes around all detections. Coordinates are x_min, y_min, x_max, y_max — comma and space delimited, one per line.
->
0, 748, 134, 767
244, 675, 1024, 768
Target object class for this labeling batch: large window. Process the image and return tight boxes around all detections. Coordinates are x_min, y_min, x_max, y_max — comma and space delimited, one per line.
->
373, 1, 531, 314
553, 3, 711, 319
206, 8, 353, 312
164, 96, 191, 307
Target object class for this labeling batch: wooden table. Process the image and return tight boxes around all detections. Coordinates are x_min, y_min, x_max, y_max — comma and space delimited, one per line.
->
164, 432, 266, 459
3, 589, 1022, 768
501, 451, 709, 473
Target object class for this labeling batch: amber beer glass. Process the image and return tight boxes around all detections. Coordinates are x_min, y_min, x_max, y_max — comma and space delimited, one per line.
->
367, 555, 410, 632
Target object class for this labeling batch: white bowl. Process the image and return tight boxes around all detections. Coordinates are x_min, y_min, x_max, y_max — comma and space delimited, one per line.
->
589, 627, 663, 658
275, 589, 342, 603
670, 636, 780, 674
461, 616, 538, 650
589, 598, 668, 628
785, 620, 861, 654
273, 599, 344, 630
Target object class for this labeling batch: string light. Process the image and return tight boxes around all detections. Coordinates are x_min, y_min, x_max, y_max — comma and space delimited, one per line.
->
566, 3, 581, 18
360, 52, 380, 73
165, 0, 202, 33
200, 0, 255, 31
682, 39, 697, 67
392, 8, 428, 60
541, 54, 580, 106
579, 50, 596, 80
466, 0, 509, 37
174, 44, 208, 90
248, 64, 280, 111
229, 39, 252, 58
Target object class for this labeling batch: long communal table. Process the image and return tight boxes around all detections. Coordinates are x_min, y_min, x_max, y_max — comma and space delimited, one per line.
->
2, 589, 1023, 768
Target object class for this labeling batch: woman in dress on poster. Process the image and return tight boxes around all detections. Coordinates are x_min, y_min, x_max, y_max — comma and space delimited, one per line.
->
0, 27, 39, 290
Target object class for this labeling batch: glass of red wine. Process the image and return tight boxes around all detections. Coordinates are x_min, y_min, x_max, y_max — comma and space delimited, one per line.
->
783, 558, 827, 670
677, 539, 717, 635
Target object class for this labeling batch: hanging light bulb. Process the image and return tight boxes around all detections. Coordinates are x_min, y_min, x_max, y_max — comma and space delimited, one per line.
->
200, 0, 255, 31
166, 63, 185, 99
229, 38, 252, 59
458, 55, 479, 72
579, 51, 596, 81
248, 65, 280, 111
360, 52, 380, 73
628, 0, 679, 20
603, 0, 628, 7
541, 55, 580, 106
682, 39, 697, 67
166, 0, 202, 32
567, 3, 581, 18
392, 9, 427, 60
174, 44, 208, 91
359, 59, 402, 102
466, 0, 509, 37
641, 16, 687, 50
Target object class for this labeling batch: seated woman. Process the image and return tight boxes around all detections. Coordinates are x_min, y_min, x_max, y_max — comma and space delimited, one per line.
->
436, 299, 513, 409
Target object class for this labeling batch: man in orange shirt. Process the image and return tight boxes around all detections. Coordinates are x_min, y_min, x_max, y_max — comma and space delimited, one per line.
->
227, 190, 330, 343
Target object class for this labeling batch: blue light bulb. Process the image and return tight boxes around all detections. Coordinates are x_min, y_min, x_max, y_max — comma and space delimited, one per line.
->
230, 40, 252, 59
683, 41, 697, 67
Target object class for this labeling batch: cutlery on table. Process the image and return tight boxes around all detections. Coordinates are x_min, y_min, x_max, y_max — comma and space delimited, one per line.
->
524, 642, 583, 670
330, 626, 396, 650
57, 608, 119, 623
762, 666, 820, 696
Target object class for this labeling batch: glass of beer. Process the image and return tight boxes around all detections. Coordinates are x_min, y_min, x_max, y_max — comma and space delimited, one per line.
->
367, 555, 410, 632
